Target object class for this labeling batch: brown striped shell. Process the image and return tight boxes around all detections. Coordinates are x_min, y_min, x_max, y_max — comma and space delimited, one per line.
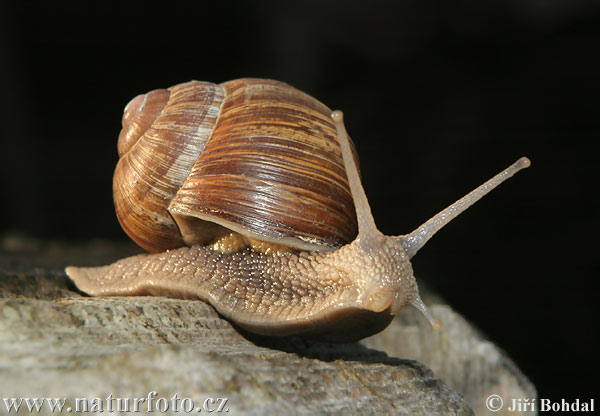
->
114, 78, 359, 253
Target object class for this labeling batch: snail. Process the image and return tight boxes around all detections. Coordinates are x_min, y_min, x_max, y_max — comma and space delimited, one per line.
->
66, 78, 530, 342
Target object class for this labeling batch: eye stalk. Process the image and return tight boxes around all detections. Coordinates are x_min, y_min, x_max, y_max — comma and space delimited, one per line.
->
401, 157, 531, 258
331, 110, 529, 329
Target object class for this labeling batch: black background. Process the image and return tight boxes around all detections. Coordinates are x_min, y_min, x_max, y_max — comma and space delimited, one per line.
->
1, 0, 598, 404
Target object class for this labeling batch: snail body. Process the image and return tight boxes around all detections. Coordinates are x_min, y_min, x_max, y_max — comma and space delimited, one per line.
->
66, 78, 530, 342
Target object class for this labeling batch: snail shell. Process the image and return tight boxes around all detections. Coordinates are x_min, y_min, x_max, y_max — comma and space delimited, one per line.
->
114, 78, 358, 254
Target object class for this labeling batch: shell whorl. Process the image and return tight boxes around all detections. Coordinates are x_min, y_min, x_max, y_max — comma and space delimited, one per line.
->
114, 81, 224, 252
113, 78, 358, 253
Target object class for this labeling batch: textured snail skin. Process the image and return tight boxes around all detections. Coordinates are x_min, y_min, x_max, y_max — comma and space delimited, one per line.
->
66, 236, 410, 342
66, 80, 530, 342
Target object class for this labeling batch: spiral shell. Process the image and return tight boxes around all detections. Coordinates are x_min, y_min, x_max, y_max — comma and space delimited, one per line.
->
113, 78, 358, 253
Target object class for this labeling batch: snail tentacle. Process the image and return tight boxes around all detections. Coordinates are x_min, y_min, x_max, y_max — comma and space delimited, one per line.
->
401, 157, 531, 259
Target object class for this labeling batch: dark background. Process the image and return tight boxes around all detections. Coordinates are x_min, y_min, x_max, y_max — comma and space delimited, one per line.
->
1, 0, 598, 404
